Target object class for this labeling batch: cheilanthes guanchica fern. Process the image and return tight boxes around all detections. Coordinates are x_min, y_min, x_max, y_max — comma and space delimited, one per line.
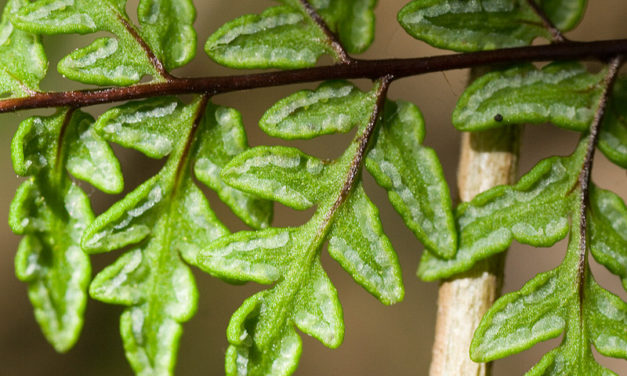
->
1, 0, 625, 375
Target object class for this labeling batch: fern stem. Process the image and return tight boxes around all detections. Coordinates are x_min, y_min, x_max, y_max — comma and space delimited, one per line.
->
1, 39, 625, 113
577, 56, 623, 298
326, 75, 392, 217
429, 107, 521, 374
525, 0, 567, 43
298, 0, 353, 64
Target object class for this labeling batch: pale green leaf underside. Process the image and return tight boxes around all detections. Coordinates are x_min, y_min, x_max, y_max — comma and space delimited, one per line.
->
11, 113, 61, 177
472, 213, 627, 375
198, 81, 406, 375
328, 184, 404, 305
471, 266, 569, 361
419, 138, 587, 281
84, 97, 277, 375
11, 109, 122, 192
205, 5, 330, 69
206, 0, 377, 69
257, 80, 457, 261
11, 182, 92, 353
599, 78, 627, 168
193, 103, 273, 229
225, 292, 302, 376
137, 0, 196, 70
95, 96, 270, 230
304, 0, 377, 53
197, 227, 295, 284
12, 0, 195, 85
8, 110, 104, 353
95, 96, 188, 159
65, 110, 124, 194
0, 0, 46, 97
260, 80, 376, 139
366, 100, 456, 258
398, 0, 586, 52
10, 107, 122, 202
453, 62, 605, 132
221, 146, 327, 210
589, 186, 627, 291
585, 280, 627, 361
214, 146, 404, 303
222, 259, 343, 376
527, 345, 615, 376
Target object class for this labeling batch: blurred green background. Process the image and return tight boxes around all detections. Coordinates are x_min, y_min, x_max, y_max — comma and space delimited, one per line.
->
0, 1, 625, 375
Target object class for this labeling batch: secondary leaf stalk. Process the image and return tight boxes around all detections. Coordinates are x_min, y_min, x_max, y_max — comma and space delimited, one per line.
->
1, 39, 626, 113
298, 0, 352, 64
524, 0, 566, 43
577, 55, 623, 295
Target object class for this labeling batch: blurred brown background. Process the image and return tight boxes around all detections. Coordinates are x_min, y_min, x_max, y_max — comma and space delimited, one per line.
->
0, 1, 625, 375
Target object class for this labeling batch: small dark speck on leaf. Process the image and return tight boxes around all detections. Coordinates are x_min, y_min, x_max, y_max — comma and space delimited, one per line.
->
494, 114, 503, 122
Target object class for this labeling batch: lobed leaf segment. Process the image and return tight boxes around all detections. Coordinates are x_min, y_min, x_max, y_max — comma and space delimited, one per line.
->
206, 0, 376, 68
403, 1, 626, 374
398, 0, 586, 51
10, 108, 123, 353
12, 0, 196, 85
3, 0, 457, 374
420, 66, 627, 283
197, 78, 455, 375
468, 140, 627, 374
81, 96, 271, 375
2, 0, 626, 375
457, 58, 627, 374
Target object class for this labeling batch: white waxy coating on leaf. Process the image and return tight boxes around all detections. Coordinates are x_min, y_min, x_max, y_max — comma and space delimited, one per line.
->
471, 268, 568, 361
260, 81, 373, 139
328, 185, 404, 305
419, 143, 586, 281
205, 6, 328, 69
13, 0, 196, 85
454, 63, 603, 131
293, 263, 343, 347
221, 146, 324, 209
214, 11, 304, 46
201, 231, 291, 283
399, 0, 542, 51
90, 248, 144, 305
19, 0, 97, 30
65, 37, 118, 67
259, 328, 301, 376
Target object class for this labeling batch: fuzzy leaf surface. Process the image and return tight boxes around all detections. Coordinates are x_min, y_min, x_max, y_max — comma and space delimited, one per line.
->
64, 111, 123, 194
398, 0, 586, 52
205, 5, 330, 69
419, 138, 587, 281
366, 100, 456, 258
221, 146, 327, 210
137, 0, 196, 70
472, 211, 627, 375
471, 266, 569, 361
193, 104, 273, 229
599, 78, 627, 168
84, 97, 268, 375
198, 81, 407, 375
12, 0, 195, 85
328, 183, 404, 304
260, 80, 376, 139
588, 186, 627, 291
0, 0, 46, 97
206, 1, 377, 69
453, 62, 605, 132
304, 0, 377, 53
8, 109, 120, 352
